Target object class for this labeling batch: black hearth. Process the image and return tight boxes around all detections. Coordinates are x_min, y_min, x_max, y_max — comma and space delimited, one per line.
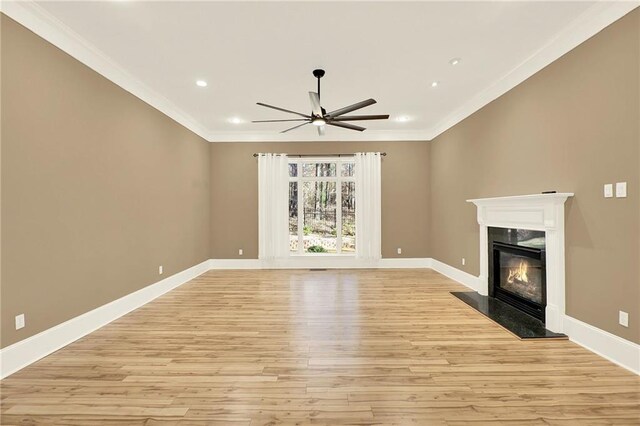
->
492, 241, 546, 321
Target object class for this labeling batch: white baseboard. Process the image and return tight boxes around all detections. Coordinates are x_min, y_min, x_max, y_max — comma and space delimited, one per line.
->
209, 257, 431, 270
564, 315, 640, 375
430, 258, 640, 375
430, 258, 481, 292
0, 260, 210, 379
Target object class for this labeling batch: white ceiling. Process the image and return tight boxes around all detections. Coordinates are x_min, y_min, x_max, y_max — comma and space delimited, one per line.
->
6, 1, 638, 141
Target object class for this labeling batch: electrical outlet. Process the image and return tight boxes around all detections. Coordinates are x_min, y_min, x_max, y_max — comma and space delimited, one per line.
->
462, 258, 466, 266
397, 248, 402, 255
619, 311, 629, 327
604, 184, 613, 198
239, 249, 243, 256
159, 265, 163, 275
15, 314, 25, 330
616, 182, 627, 198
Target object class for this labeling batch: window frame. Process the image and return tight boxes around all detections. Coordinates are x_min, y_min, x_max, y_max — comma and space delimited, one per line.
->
288, 157, 356, 256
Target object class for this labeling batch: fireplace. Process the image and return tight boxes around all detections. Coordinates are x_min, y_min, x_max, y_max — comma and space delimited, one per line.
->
492, 241, 546, 321
467, 193, 573, 333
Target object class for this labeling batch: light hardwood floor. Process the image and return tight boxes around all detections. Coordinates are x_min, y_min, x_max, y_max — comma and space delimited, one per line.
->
1, 269, 639, 425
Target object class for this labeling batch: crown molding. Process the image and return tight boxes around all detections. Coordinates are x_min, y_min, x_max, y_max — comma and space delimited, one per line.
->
2, 1, 637, 143
0, 0, 210, 141
425, 1, 640, 141
206, 129, 432, 143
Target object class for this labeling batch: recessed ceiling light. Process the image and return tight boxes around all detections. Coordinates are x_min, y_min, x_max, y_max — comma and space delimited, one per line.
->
196, 80, 208, 87
228, 117, 244, 124
395, 116, 411, 122
449, 57, 462, 66
431, 81, 439, 88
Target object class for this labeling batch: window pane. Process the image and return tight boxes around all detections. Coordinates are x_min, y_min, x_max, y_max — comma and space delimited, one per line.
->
289, 163, 298, 177
302, 163, 336, 177
341, 162, 355, 177
342, 182, 356, 252
303, 181, 337, 253
289, 182, 298, 253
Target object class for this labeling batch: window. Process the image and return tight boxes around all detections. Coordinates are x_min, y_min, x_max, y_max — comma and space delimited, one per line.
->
289, 158, 356, 255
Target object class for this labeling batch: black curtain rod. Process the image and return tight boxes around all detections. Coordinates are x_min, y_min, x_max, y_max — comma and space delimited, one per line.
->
252, 153, 386, 158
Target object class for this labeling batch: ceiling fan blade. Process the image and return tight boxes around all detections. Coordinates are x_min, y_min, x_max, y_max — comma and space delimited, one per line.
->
331, 114, 389, 121
252, 119, 309, 123
309, 92, 322, 117
256, 102, 310, 119
327, 99, 376, 118
281, 122, 310, 134
326, 121, 366, 132
317, 125, 325, 136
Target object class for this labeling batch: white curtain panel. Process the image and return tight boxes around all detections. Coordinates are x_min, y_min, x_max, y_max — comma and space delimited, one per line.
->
258, 153, 289, 260
355, 152, 382, 260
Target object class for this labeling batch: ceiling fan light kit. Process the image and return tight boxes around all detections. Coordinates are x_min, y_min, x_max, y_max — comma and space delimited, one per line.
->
252, 69, 389, 135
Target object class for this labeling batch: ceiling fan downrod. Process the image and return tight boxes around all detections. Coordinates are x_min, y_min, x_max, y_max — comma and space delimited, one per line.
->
312, 69, 325, 103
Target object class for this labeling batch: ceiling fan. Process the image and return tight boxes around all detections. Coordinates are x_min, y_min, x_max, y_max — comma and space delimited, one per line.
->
252, 69, 389, 135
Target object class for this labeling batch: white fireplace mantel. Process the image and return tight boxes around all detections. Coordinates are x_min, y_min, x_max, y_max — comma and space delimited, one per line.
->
467, 193, 574, 333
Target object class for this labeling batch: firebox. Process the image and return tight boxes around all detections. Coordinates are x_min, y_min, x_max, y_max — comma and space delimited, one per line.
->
492, 241, 546, 321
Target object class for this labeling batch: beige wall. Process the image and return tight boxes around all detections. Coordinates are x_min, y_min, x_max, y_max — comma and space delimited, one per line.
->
429, 10, 640, 343
1, 16, 211, 348
210, 142, 430, 260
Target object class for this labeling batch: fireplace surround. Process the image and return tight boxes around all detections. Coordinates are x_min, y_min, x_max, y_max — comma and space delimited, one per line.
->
467, 193, 573, 333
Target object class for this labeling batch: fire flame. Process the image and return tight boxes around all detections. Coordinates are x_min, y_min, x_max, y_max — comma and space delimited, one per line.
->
507, 260, 529, 284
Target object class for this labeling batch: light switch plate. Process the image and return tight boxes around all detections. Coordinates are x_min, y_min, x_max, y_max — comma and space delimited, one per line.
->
619, 311, 629, 327
397, 248, 402, 255
15, 314, 25, 330
616, 182, 627, 198
159, 265, 163, 275
604, 184, 613, 198
239, 249, 243, 256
